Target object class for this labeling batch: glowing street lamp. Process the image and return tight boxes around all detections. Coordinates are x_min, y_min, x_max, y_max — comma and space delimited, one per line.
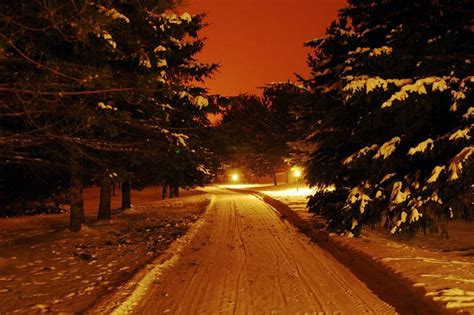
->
292, 167, 302, 192
293, 169, 302, 178
231, 173, 240, 182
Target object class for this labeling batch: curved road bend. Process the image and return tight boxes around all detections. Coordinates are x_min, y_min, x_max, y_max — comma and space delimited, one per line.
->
134, 187, 395, 314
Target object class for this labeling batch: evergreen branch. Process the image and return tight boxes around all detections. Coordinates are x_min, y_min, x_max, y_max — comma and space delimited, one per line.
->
0, 34, 83, 83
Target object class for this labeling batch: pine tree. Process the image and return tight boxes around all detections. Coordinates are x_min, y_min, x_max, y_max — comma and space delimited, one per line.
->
262, 82, 312, 170
305, 0, 473, 237
219, 95, 270, 179
0, 1, 217, 229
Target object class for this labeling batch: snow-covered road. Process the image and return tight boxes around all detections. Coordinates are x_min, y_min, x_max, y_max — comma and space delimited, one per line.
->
133, 188, 395, 314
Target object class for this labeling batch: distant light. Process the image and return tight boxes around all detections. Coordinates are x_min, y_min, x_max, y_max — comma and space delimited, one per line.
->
231, 174, 239, 182
293, 169, 302, 178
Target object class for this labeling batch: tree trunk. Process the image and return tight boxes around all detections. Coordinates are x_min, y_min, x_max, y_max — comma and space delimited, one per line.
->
173, 185, 180, 198
162, 182, 167, 200
69, 154, 84, 232
169, 185, 174, 198
273, 171, 277, 186
121, 180, 131, 210
98, 176, 112, 220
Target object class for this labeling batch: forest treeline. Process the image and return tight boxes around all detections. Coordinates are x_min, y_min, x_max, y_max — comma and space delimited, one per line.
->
1, 0, 473, 237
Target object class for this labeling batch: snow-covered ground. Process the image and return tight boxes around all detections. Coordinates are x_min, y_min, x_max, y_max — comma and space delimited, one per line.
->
0, 187, 212, 314
132, 187, 395, 314
236, 183, 474, 313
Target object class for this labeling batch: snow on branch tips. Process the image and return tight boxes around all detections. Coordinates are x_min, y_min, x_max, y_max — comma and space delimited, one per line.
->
373, 137, 401, 160
154, 45, 167, 53
348, 47, 371, 55
449, 128, 471, 141
157, 12, 193, 30
97, 102, 117, 111
448, 146, 474, 181
382, 77, 449, 108
390, 181, 410, 205
343, 76, 412, 98
99, 31, 117, 49
197, 164, 211, 175
172, 133, 189, 147
342, 144, 378, 165
380, 173, 396, 185
390, 211, 407, 234
347, 184, 372, 214
463, 107, 474, 120
390, 207, 423, 234
98, 5, 130, 23
450, 76, 473, 112
408, 138, 434, 156
139, 52, 152, 69
427, 165, 446, 184
369, 46, 393, 57
157, 59, 168, 68
192, 96, 209, 109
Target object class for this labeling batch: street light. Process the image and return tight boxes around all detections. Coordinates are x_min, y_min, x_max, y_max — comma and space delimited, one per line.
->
231, 173, 239, 182
292, 167, 302, 192
293, 169, 302, 178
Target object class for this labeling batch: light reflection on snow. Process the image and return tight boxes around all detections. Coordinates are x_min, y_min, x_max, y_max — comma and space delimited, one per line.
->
217, 184, 269, 189
218, 184, 335, 197
264, 188, 316, 197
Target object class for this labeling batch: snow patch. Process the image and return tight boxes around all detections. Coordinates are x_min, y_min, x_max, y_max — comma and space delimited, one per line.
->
373, 137, 401, 160
342, 144, 378, 165
171, 133, 188, 147
448, 146, 474, 181
409, 208, 423, 224
139, 53, 152, 69
157, 59, 168, 68
427, 165, 445, 184
449, 128, 471, 141
380, 173, 396, 184
381, 257, 470, 265
347, 185, 372, 214
153, 45, 167, 53
98, 5, 130, 23
463, 107, 474, 120
343, 76, 412, 95
180, 12, 192, 23
382, 77, 448, 108
408, 139, 434, 155
348, 47, 371, 55
369, 46, 393, 57
426, 288, 474, 309
99, 31, 117, 49
390, 181, 410, 204
192, 96, 209, 109
423, 274, 474, 284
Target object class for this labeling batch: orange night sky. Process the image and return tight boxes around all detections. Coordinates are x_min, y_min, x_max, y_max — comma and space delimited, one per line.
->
183, 0, 347, 96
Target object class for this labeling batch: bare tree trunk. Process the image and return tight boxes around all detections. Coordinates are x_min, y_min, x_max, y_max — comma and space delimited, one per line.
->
162, 182, 167, 200
173, 185, 179, 198
98, 176, 112, 220
121, 180, 131, 210
69, 154, 84, 232
273, 171, 277, 186
169, 185, 174, 198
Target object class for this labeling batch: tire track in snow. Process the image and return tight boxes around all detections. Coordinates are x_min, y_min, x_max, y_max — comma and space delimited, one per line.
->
132, 188, 395, 314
